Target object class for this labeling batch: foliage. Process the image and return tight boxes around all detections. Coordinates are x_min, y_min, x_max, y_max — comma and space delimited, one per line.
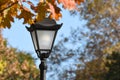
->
75, 51, 120, 80
79, 0, 120, 56
104, 52, 120, 80
47, 0, 120, 79
1, 0, 120, 80
0, 0, 84, 28
75, 59, 106, 80
0, 31, 39, 80
75, 0, 120, 79
74, 0, 120, 79
104, 42, 120, 54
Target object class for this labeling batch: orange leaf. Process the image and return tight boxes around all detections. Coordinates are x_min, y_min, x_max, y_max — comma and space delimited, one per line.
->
47, 0, 55, 4
48, 3, 62, 20
48, 3, 55, 17
75, 0, 84, 4
58, 0, 76, 10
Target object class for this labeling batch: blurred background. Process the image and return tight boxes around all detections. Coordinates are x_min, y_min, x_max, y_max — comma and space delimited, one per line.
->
0, 0, 120, 80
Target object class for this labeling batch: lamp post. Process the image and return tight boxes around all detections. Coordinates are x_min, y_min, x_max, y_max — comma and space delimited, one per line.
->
26, 18, 62, 80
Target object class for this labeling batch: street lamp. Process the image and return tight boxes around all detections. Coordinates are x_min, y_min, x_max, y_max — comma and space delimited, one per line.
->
26, 18, 62, 80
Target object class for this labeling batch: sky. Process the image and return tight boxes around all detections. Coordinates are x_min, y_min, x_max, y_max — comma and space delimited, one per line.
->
2, 3, 87, 80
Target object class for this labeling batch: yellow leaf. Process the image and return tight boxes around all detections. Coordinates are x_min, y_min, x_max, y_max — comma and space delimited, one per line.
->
0, 60, 6, 74
0, 16, 11, 28
35, 3, 47, 21
0, 17, 2, 23
9, 3, 20, 17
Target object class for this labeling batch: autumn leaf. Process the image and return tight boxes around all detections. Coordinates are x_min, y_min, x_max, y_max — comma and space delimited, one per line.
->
47, 0, 55, 4
35, 3, 47, 21
21, 60, 29, 72
17, 6, 34, 24
26, 1, 36, 11
75, 0, 84, 4
48, 3, 62, 20
0, 33, 40, 79
0, 14, 12, 28
0, 60, 6, 74
0, 0, 84, 28
0, 17, 2, 23
58, 0, 76, 10
58, 0, 84, 10
0, 0, 19, 28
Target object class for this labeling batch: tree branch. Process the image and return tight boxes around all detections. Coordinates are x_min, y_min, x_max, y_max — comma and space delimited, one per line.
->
0, 1, 18, 13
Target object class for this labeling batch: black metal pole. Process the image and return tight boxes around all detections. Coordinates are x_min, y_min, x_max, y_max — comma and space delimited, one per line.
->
39, 58, 47, 80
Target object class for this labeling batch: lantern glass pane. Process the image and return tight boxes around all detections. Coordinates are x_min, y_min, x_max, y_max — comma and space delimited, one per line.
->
36, 30, 55, 50
31, 31, 37, 50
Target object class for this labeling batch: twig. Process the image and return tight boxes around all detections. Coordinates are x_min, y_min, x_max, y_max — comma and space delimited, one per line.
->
0, 1, 18, 13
